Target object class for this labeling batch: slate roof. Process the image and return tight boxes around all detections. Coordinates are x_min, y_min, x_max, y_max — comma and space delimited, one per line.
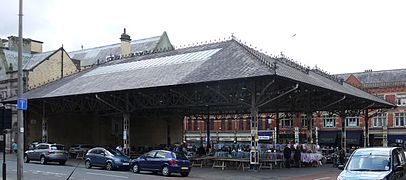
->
12, 39, 392, 108
337, 69, 406, 84
68, 36, 162, 67
1, 49, 59, 71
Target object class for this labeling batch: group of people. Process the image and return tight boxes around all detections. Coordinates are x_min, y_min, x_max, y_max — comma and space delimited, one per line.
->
283, 143, 303, 168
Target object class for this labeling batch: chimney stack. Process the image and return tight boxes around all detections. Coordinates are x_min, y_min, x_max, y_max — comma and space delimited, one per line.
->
120, 28, 131, 56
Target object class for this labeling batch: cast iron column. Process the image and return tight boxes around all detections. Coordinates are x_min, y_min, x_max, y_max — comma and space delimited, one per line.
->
206, 108, 211, 152
276, 111, 280, 144
364, 109, 369, 147
341, 113, 347, 151
123, 113, 130, 156
249, 90, 259, 169
307, 112, 313, 143
41, 102, 47, 143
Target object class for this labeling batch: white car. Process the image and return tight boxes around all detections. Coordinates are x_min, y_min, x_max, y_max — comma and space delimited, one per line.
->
69, 144, 94, 158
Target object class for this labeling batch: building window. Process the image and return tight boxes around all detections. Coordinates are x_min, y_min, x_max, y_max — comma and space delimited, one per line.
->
190, 118, 200, 131
322, 115, 336, 128
346, 116, 359, 127
221, 118, 225, 130
187, 117, 192, 131
301, 114, 314, 128
228, 118, 233, 130
239, 118, 244, 130
282, 118, 293, 128
373, 112, 387, 127
265, 116, 271, 130
396, 94, 406, 106
395, 112, 406, 127
258, 117, 263, 130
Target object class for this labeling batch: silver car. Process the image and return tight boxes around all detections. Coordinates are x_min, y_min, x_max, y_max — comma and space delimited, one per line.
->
24, 143, 68, 165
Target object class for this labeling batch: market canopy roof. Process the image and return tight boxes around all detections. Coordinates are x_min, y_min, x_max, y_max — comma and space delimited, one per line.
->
3, 38, 394, 113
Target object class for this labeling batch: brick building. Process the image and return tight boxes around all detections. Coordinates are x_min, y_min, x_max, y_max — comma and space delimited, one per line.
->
184, 69, 405, 148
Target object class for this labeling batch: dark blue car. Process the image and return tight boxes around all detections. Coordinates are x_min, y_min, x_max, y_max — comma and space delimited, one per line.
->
130, 150, 191, 177
85, 147, 130, 171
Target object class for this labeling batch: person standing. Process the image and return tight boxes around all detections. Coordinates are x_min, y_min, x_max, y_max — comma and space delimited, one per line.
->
283, 144, 292, 168
294, 144, 302, 168
12, 142, 17, 154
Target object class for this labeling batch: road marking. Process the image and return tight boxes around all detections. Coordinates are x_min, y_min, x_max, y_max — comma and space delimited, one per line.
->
30, 170, 68, 176
86, 172, 129, 179
314, 177, 331, 180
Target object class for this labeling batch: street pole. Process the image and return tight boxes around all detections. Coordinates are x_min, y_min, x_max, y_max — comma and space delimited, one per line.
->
2, 130, 6, 180
17, 0, 25, 179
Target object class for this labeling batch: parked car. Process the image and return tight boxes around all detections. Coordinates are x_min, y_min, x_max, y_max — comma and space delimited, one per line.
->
130, 150, 191, 177
85, 147, 130, 170
337, 147, 406, 180
24, 143, 68, 165
69, 144, 94, 158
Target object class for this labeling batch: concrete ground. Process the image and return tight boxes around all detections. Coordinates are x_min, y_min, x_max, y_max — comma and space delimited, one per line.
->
1, 153, 340, 180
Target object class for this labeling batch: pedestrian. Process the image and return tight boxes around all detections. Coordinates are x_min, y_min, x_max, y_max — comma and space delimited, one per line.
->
294, 144, 302, 168
12, 142, 17, 153
283, 144, 292, 168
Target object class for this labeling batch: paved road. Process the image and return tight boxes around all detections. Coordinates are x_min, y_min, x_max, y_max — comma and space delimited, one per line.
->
1, 154, 340, 180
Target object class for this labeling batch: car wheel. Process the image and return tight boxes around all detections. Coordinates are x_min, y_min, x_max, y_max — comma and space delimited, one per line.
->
181, 172, 189, 177
40, 156, 47, 165
85, 160, 92, 169
162, 166, 171, 176
59, 161, 66, 165
132, 164, 140, 173
106, 162, 113, 171
24, 154, 30, 163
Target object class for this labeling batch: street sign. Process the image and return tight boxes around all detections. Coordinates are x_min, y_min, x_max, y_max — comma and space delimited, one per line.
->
17, 98, 27, 110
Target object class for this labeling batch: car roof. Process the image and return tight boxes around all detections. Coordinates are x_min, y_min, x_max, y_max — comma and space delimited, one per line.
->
353, 147, 400, 156
38, 143, 64, 146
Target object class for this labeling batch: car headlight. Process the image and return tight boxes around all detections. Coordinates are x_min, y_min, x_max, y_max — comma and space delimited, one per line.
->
337, 176, 344, 180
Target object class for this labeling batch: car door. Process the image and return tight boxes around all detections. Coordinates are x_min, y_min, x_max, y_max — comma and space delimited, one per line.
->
395, 149, 406, 180
93, 149, 106, 166
33, 145, 47, 160
87, 149, 98, 166
392, 149, 405, 180
152, 151, 166, 170
140, 151, 156, 170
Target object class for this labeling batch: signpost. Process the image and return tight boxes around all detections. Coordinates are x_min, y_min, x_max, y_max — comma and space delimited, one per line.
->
17, 98, 27, 110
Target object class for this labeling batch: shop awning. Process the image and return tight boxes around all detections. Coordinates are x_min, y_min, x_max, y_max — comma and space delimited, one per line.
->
346, 131, 362, 145
318, 131, 338, 144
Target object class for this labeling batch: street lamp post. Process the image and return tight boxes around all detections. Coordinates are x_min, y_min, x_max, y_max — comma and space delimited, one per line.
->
17, 0, 25, 179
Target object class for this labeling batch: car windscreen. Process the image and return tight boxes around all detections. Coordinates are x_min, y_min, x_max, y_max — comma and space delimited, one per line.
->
173, 152, 188, 160
347, 155, 390, 171
106, 148, 125, 156
51, 145, 65, 150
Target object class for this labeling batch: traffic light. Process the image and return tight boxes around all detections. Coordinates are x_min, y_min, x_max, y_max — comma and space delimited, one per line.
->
0, 107, 12, 130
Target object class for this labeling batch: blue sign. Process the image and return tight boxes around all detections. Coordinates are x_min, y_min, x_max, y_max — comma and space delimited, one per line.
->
17, 98, 27, 110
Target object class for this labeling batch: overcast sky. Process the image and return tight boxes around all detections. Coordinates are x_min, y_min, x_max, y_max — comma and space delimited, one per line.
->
1, 0, 405, 74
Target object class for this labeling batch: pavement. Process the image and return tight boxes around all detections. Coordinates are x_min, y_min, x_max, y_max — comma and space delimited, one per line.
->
0, 153, 341, 180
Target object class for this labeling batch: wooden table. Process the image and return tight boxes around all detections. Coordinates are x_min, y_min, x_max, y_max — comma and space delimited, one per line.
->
191, 156, 215, 167
212, 158, 250, 171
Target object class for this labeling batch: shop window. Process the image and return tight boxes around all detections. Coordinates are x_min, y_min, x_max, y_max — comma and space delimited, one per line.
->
395, 112, 406, 127
346, 116, 359, 127
373, 112, 387, 127
322, 115, 336, 128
